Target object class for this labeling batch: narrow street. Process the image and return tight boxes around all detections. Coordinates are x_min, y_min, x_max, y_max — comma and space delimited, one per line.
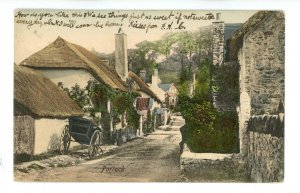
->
15, 120, 184, 182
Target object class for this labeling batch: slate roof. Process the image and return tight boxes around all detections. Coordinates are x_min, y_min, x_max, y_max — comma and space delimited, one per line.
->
158, 83, 172, 92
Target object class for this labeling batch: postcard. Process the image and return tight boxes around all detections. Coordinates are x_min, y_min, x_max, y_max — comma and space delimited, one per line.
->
13, 9, 284, 182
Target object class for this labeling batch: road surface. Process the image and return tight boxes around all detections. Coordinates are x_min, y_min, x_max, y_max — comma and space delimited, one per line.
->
15, 129, 183, 182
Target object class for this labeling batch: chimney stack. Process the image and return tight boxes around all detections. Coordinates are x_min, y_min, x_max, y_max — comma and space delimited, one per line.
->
139, 69, 146, 82
216, 13, 221, 21
151, 68, 159, 86
115, 28, 128, 81
212, 13, 225, 66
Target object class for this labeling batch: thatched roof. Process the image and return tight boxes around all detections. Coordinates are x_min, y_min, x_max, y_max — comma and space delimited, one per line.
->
14, 65, 84, 118
228, 11, 278, 61
128, 71, 161, 103
20, 36, 127, 91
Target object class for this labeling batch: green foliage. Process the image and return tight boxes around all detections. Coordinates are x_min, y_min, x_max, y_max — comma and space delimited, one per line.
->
58, 82, 89, 109
211, 62, 240, 103
144, 110, 153, 134
177, 95, 216, 132
159, 71, 179, 84
185, 111, 239, 153
58, 81, 140, 130
178, 66, 191, 84
111, 91, 140, 129
128, 41, 159, 82
177, 81, 190, 97
126, 28, 212, 83
86, 80, 111, 112
176, 60, 239, 153
126, 104, 140, 129
194, 62, 211, 100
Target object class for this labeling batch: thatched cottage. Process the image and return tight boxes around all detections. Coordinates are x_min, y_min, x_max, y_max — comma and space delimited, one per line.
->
14, 65, 83, 157
19, 30, 161, 137
20, 36, 127, 91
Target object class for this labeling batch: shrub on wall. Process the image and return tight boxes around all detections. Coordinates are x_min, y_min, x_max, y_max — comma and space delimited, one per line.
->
177, 59, 239, 153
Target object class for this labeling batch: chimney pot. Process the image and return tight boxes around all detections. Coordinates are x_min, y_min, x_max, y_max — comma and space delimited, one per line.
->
115, 29, 128, 81
216, 13, 221, 21
140, 69, 146, 82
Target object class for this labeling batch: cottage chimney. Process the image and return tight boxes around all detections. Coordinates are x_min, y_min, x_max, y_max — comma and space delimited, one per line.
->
212, 13, 225, 66
115, 28, 128, 81
151, 68, 159, 86
216, 13, 221, 21
139, 69, 146, 82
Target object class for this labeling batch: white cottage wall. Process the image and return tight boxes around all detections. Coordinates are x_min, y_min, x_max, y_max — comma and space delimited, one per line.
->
34, 118, 79, 154
38, 69, 96, 89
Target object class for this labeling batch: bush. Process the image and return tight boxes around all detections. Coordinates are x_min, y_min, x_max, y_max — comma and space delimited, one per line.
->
177, 60, 239, 153
186, 111, 239, 153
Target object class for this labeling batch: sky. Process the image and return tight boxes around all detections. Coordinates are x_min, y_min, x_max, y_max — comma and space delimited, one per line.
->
14, 10, 257, 64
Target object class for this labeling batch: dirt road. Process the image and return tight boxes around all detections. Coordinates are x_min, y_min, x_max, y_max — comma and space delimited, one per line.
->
15, 129, 183, 182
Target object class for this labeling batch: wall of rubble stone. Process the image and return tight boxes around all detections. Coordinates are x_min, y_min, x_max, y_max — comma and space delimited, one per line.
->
238, 11, 284, 115
180, 144, 248, 181
212, 21, 225, 66
14, 116, 35, 161
247, 114, 284, 182
237, 12, 285, 182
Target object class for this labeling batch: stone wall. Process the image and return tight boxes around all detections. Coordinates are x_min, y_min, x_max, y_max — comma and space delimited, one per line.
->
236, 11, 285, 182
180, 144, 248, 182
238, 12, 284, 115
114, 127, 137, 146
14, 116, 35, 161
212, 21, 225, 66
247, 114, 284, 182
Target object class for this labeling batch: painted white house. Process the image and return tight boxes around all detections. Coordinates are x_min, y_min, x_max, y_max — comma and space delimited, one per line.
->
159, 83, 178, 108
14, 65, 84, 156
147, 69, 166, 103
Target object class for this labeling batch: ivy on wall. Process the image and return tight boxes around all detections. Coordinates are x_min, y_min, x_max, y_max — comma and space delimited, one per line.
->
58, 81, 140, 130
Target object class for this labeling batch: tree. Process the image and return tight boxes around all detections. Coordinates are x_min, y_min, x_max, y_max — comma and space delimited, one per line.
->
128, 41, 159, 82
61, 83, 89, 109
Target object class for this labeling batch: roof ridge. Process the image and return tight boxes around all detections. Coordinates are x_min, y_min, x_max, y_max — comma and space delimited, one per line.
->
20, 36, 127, 91
61, 38, 121, 90
128, 71, 161, 103
67, 41, 127, 90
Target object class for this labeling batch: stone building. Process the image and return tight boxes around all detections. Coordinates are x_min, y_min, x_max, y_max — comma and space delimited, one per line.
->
230, 11, 285, 182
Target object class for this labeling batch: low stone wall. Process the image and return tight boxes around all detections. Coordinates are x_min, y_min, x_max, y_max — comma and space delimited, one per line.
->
247, 114, 284, 182
180, 144, 248, 182
14, 116, 35, 161
114, 127, 137, 146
